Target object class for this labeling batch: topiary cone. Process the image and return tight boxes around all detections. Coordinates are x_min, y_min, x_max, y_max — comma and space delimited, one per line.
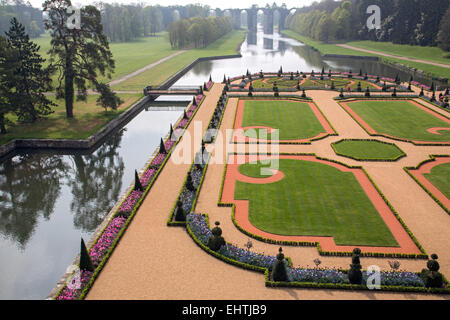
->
134, 169, 143, 191
80, 238, 95, 272
159, 138, 166, 154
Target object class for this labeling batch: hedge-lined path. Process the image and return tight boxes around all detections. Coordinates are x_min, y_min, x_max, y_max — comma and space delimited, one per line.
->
86, 86, 449, 300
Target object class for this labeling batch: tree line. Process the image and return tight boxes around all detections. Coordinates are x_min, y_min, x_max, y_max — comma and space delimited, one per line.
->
0, 0, 44, 38
100, 3, 215, 42
288, 0, 450, 50
0, 0, 123, 134
167, 15, 232, 49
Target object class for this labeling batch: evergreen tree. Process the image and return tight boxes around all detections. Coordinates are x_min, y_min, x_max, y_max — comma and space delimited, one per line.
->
5, 18, 55, 123
0, 36, 18, 134
96, 83, 123, 111
437, 6, 450, 51
43, 0, 115, 118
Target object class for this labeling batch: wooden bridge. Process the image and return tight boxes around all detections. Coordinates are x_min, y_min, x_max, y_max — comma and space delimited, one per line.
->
144, 85, 201, 96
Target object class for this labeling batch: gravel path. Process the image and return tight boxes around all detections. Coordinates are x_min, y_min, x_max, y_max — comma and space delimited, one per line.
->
86, 86, 450, 300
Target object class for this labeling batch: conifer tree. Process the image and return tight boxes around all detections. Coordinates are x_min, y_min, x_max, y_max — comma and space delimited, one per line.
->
0, 36, 19, 134
5, 18, 55, 123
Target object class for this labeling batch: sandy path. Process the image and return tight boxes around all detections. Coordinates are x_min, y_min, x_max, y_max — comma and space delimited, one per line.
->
337, 44, 450, 69
86, 86, 450, 300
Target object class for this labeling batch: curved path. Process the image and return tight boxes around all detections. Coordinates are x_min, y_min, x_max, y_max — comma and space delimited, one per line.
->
337, 44, 450, 69
86, 85, 450, 300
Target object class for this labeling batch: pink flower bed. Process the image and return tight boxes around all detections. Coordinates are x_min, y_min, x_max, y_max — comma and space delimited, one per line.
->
118, 190, 143, 213
89, 216, 127, 265
141, 168, 156, 186
56, 270, 93, 300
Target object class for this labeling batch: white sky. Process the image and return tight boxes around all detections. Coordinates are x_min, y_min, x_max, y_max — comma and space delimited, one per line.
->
27, 0, 318, 10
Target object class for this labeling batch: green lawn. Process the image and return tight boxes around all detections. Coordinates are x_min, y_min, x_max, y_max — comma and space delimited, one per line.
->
332, 140, 405, 161
423, 162, 450, 199
302, 78, 379, 89
235, 159, 398, 246
240, 100, 326, 140
35, 32, 177, 85
0, 93, 142, 145
252, 78, 299, 88
112, 30, 246, 91
345, 100, 450, 142
282, 30, 450, 80
346, 40, 450, 66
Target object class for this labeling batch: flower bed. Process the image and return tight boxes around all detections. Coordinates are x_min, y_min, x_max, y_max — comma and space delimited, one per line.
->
186, 213, 449, 293
55, 93, 206, 300
204, 93, 228, 143
167, 151, 210, 226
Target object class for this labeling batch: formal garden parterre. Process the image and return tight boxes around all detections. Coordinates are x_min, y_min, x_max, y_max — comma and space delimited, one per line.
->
55, 72, 450, 299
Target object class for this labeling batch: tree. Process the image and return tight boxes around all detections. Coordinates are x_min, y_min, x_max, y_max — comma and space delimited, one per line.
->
95, 83, 123, 111
5, 17, 55, 123
0, 35, 18, 133
43, 0, 115, 118
437, 5, 450, 51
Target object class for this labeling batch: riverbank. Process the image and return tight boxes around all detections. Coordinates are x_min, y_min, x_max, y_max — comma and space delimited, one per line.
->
282, 30, 450, 81
0, 30, 246, 153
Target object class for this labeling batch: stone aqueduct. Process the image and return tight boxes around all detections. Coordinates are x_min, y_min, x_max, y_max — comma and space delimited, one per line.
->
174, 4, 296, 34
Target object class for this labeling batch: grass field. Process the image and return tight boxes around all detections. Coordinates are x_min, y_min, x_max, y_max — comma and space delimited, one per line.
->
346, 40, 450, 66
344, 100, 450, 142
423, 162, 450, 199
240, 100, 326, 140
332, 140, 405, 161
35, 32, 177, 85
235, 159, 398, 246
302, 78, 379, 90
0, 93, 142, 145
252, 78, 298, 88
282, 30, 450, 80
112, 30, 246, 91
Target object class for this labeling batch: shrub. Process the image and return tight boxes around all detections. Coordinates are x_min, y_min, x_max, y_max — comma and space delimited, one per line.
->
272, 247, 289, 282
80, 238, 95, 272
348, 248, 363, 285
420, 254, 444, 288
207, 221, 226, 251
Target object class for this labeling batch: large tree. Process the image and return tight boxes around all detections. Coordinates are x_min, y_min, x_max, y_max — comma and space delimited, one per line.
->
437, 5, 450, 51
43, 0, 115, 118
5, 17, 54, 123
0, 35, 18, 133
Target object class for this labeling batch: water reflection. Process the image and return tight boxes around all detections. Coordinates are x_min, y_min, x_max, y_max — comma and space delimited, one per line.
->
0, 155, 69, 249
175, 24, 442, 87
68, 130, 125, 233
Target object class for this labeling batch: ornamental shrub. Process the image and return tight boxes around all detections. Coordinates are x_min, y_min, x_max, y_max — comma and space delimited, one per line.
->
357, 82, 362, 92
331, 81, 335, 90
348, 248, 362, 285
301, 89, 306, 98
159, 138, 166, 154
365, 87, 371, 97
420, 87, 424, 96
392, 88, 397, 97
207, 221, 226, 251
80, 238, 95, 272
174, 200, 185, 221
272, 247, 289, 282
185, 172, 196, 191
339, 88, 344, 98
134, 170, 143, 191
420, 254, 443, 288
